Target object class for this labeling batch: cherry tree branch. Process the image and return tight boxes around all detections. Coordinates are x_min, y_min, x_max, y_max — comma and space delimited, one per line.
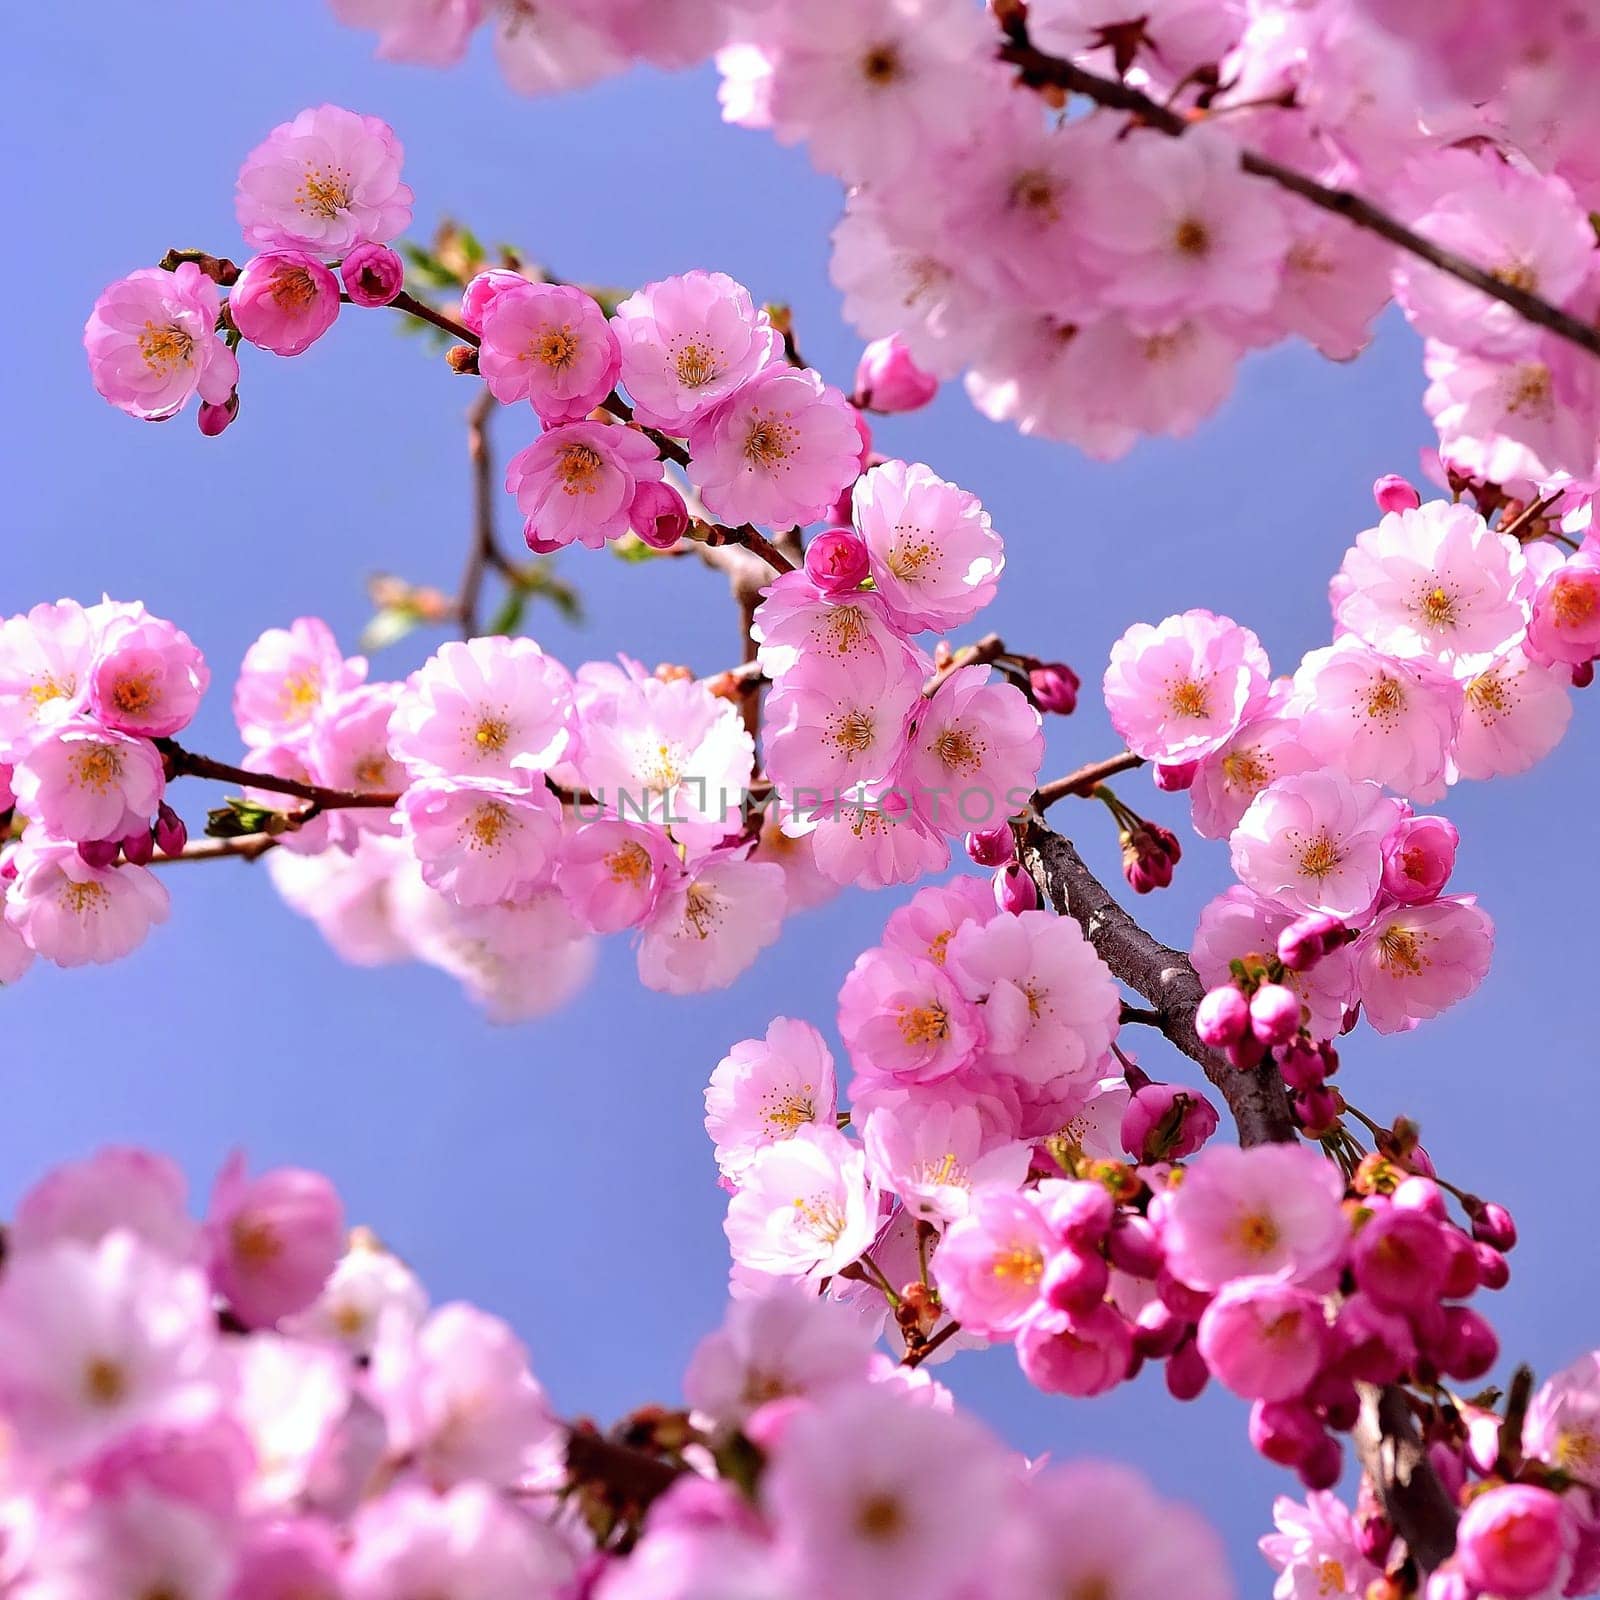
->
159, 743, 401, 810
1355, 1385, 1460, 1573
996, 31, 1600, 362
564, 1425, 686, 1509
1034, 751, 1145, 808
457, 389, 504, 638
149, 835, 282, 866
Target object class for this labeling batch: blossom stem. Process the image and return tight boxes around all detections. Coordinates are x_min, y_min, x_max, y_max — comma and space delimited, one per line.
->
457, 389, 503, 638
390, 289, 479, 346
147, 835, 282, 866
996, 29, 1600, 361
1033, 752, 1145, 808
923, 633, 1007, 698
901, 1319, 963, 1369
158, 742, 401, 810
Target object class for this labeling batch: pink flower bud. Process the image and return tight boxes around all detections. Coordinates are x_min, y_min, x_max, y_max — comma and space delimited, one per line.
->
1108, 1214, 1163, 1279
1276, 911, 1348, 971
1473, 1243, 1510, 1290
1297, 1435, 1343, 1491
1132, 1300, 1184, 1359
1380, 814, 1458, 905
1391, 1175, 1447, 1220
1042, 1245, 1110, 1314
1017, 1303, 1132, 1397
1152, 759, 1198, 791
1037, 1179, 1114, 1247
1428, 1441, 1467, 1501
341, 242, 406, 308
154, 802, 188, 857
1165, 1336, 1210, 1400
459, 268, 527, 336
205, 1152, 345, 1328
230, 251, 341, 357
1121, 1084, 1220, 1164
1028, 663, 1081, 715
1373, 474, 1422, 514
1228, 1032, 1268, 1071
1249, 1398, 1324, 1466
197, 396, 239, 437
120, 828, 155, 867
993, 862, 1038, 913
849, 407, 873, 469
964, 825, 1014, 867
1293, 1086, 1338, 1134
629, 480, 690, 549
1468, 1199, 1517, 1251
77, 838, 121, 870
1249, 983, 1302, 1047
1457, 1485, 1572, 1600
1440, 1229, 1480, 1298
1121, 821, 1180, 894
1310, 1375, 1362, 1432
1277, 1040, 1326, 1093
1157, 1270, 1211, 1323
1195, 984, 1249, 1047
1576, 659, 1596, 689
1331, 1293, 1416, 1384
803, 528, 870, 594
852, 334, 939, 413
1439, 1306, 1498, 1381
1357, 1513, 1395, 1565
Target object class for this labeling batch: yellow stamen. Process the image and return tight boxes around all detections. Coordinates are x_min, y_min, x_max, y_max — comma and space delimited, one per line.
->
1167, 677, 1212, 719
605, 841, 652, 885
674, 341, 720, 389
1174, 217, 1210, 256
898, 1003, 949, 1046
1236, 1212, 1280, 1256
1377, 925, 1426, 976
296, 164, 353, 218
1297, 830, 1343, 881
137, 322, 195, 375
83, 1357, 128, 1408
557, 443, 604, 494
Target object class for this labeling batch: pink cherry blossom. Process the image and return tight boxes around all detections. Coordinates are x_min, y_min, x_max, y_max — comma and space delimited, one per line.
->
854, 334, 938, 413
761, 1382, 1008, 1600
1526, 549, 1600, 667
89, 610, 208, 738
10, 719, 165, 842
1524, 1351, 1600, 1487
10, 1146, 197, 1261
1104, 610, 1272, 765
342, 240, 406, 306
555, 819, 676, 932
1353, 894, 1494, 1035
1161, 1143, 1348, 1291
388, 636, 574, 780
1452, 647, 1573, 780
796, 782, 951, 889
902, 666, 1042, 834
229, 251, 342, 357
4, 839, 169, 966
490, 0, 626, 95
0, 1231, 218, 1467
234, 616, 365, 750
1016, 1302, 1134, 1398
398, 776, 561, 905
861, 1098, 1031, 1223
1380, 813, 1458, 904
1260, 1491, 1384, 1600
228, 1332, 351, 1509
611, 270, 780, 432
933, 1187, 1054, 1337
749, 814, 839, 912
1191, 711, 1318, 841
1456, 1484, 1574, 1600
637, 855, 785, 993
724, 1124, 876, 1279
506, 419, 665, 551
850, 460, 1003, 633
235, 103, 413, 253
837, 947, 981, 1087
752, 570, 921, 682
683, 1284, 876, 1426
205, 1153, 344, 1328
705, 1017, 838, 1184
882, 875, 996, 968
1198, 1277, 1328, 1401
1230, 768, 1402, 921
0, 600, 98, 759
688, 365, 861, 528
479, 282, 621, 422
306, 685, 407, 848
1192, 885, 1356, 1040
281, 1237, 427, 1356
84, 265, 239, 422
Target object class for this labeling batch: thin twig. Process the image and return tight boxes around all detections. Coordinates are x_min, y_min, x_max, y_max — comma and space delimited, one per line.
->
1034, 752, 1145, 808
159, 743, 401, 811
923, 633, 1008, 698
391, 289, 479, 346
901, 1319, 963, 1370
148, 835, 281, 866
459, 390, 500, 638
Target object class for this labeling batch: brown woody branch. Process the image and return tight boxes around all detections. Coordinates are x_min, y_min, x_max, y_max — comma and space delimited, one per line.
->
997, 33, 1600, 362
159, 743, 401, 811
1354, 1385, 1459, 1573
1034, 751, 1145, 808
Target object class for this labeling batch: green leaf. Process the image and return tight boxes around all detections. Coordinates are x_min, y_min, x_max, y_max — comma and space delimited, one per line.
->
485, 591, 527, 638
206, 799, 280, 839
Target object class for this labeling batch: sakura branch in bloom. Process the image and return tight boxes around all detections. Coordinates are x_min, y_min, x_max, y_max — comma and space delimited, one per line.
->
14, 0, 1600, 1591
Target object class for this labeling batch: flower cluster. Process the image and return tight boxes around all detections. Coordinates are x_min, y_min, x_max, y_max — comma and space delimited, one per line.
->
326, 0, 1600, 487
0, 599, 208, 972
0, 1142, 1240, 1600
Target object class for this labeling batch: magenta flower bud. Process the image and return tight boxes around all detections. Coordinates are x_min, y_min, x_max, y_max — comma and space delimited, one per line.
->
1120, 1084, 1220, 1164
1108, 1214, 1163, 1280
1277, 1040, 1326, 1094
1457, 1485, 1572, 1600
1158, 1270, 1211, 1323
1226, 1033, 1268, 1071
803, 528, 871, 594
1297, 1434, 1343, 1491
1373, 474, 1422, 514
1133, 1300, 1185, 1359
1017, 1302, 1132, 1397
1249, 982, 1302, 1047
1293, 1086, 1338, 1135
1469, 1199, 1517, 1252
1439, 1306, 1498, 1381
154, 802, 188, 857
1380, 814, 1458, 905
120, 828, 155, 867
1121, 821, 1180, 894
1195, 984, 1249, 1047
1249, 1398, 1324, 1466
229, 251, 341, 357
1152, 758, 1198, 792
1575, 659, 1596, 689
340, 242, 406, 308
964, 825, 1014, 868
205, 1153, 345, 1328
1165, 1337, 1210, 1401
1426, 1568, 1474, 1600
1352, 1208, 1450, 1312
197, 395, 239, 437
458, 267, 526, 336
993, 861, 1038, 913
1038, 1179, 1114, 1247
1392, 1175, 1448, 1220
1309, 1374, 1361, 1432
1357, 1514, 1395, 1566
629, 480, 690, 550
1276, 911, 1348, 972
76, 838, 121, 870
1473, 1243, 1510, 1291
1042, 1245, 1110, 1315
852, 334, 938, 413
1028, 663, 1081, 716
1440, 1229, 1480, 1298
1331, 1294, 1416, 1385
1198, 1278, 1328, 1401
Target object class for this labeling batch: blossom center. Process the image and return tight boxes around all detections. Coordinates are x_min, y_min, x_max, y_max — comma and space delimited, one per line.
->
764, 1094, 815, 1134
1377, 925, 1426, 975
856, 1493, 906, 1539
1551, 577, 1598, 629
473, 716, 511, 753
1297, 830, 1343, 881
919, 1151, 965, 1188
1506, 364, 1553, 416
898, 1003, 949, 1045
110, 673, 157, 716
1493, 260, 1538, 294
29, 673, 74, 709
1415, 584, 1458, 627
605, 841, 652, 884
280, 670, 321, 716
1010, 169, 1061, 222
468, 802, 512, 849
557, 443, 605, 494
674, 340, 721, 388
991, 1244, 1044, 1284
1221, 749, 1269, 792
742, 413, 796, 470
353, 753, 391, 788
297, 164, 354, 218
232, 1213, 283, 1268
860, 43, 901, 84
532, 325, 579, 369
72, 743, 123, 793
1174, 217, 1211, 256
886, 531, 937, 578
791, 1193, 846, 1243
832, 708, 877, 753
1236, 1211, 1280, 1256
932, 725, 980, 772
61, 881, 110, 915
1167, 676, 1211, 719
1316, 1559, 1347, 1596
269, 264, 320, 311
138, 321, 195, 374
1465, 669, 1509, 717
683, 882, 719, 939
83, 1356, 129, 1407
1365, 676, 1405, 721
821, 605, 872, 656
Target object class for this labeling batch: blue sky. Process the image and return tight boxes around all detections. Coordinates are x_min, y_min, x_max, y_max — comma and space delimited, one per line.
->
5, 3, 1596, 1580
